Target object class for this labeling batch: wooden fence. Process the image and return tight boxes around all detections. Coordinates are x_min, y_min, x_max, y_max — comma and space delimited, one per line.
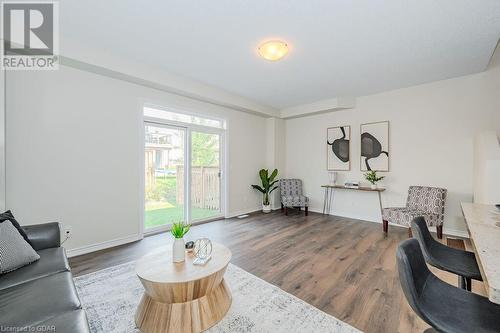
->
176, 166, 220, 210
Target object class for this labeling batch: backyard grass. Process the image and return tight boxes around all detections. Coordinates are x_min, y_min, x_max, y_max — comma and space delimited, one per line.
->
145, 176, 220, 229
145, 206, 220, 228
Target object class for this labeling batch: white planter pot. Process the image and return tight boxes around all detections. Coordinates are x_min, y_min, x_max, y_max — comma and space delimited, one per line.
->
262, 204, 271, 213
371, 184, 377, 190
172, 238, 185, 263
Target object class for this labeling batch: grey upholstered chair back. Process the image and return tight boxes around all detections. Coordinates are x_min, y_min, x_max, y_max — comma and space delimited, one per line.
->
396, 239, 433, 324
279, 179, 303, 197
406, 186, 447, 216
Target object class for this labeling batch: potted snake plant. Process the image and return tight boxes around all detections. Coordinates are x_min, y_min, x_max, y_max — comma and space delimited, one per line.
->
251, 169, 279, 213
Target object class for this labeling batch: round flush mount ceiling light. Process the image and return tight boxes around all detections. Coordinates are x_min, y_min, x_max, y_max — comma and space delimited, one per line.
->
258, 40, 289, 61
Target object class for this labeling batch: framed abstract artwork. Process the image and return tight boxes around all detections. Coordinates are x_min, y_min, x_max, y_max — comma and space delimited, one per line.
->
327, 126, 350, 171
360, 121, 389, 171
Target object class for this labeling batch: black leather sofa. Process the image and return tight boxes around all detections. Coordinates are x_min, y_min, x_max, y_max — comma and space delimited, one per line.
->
0, 222, 90, 332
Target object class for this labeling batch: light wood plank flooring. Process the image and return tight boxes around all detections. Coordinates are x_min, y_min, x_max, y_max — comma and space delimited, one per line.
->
70, 210, 485, 333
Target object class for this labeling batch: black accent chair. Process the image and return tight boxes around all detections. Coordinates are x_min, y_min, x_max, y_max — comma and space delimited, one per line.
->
411, 216, 482, 291
397, 239, 500, 333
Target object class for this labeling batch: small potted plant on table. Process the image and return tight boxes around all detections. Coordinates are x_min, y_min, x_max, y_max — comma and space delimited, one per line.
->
364, 170, 384, 189
171, 221, 191, 263
251, 169, 279, 213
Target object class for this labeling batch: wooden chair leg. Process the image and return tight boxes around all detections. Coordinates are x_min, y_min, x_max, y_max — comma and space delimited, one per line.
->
281, 203, 284, 212
305, 206, 308, 216
436, 225, 443, 239
408, 227, 412, 238
383, 220, 388, 233
285, 207, 288, 216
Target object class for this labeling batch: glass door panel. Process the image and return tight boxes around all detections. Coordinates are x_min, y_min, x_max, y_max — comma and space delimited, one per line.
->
144, 124, 185, 230
190, 131, 221, 221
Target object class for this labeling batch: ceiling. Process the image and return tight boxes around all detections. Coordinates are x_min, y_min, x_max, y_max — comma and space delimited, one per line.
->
60, 0, 500, 110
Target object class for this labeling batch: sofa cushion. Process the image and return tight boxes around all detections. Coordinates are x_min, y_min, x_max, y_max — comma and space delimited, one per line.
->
0, 272, 81, 327
36, 310, 90, 333
0, 247, 70, 290
0, 210, 32, 246
0, 221, 40, 274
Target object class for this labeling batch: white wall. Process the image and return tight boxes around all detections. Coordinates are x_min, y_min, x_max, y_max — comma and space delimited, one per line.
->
266, 117, 286, 209
286, 65, 500, 235
474, 131, 500, 204
5, 65, 267, 252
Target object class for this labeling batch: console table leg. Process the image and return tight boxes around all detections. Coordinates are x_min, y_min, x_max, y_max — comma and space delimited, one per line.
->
327, 188, 334, 215
377, 191, 383, 218
322, 188, 327, 214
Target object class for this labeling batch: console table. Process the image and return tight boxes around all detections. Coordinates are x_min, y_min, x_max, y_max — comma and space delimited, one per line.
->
321, 185, 385, 215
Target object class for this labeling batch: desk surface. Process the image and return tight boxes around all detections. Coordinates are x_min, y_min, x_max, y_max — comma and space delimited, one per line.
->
321, 184, 386, 192
461, 202, 500, 304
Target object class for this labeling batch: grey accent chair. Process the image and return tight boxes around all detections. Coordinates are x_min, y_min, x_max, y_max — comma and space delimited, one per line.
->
279, 179, 309, 216
397, 238, 500, 333
382, 186, 447, 239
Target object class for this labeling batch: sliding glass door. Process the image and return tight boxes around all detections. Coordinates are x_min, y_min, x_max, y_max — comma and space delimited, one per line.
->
144, 123, 186, 231
190, 131, 221, 221
144, 121, 224, 232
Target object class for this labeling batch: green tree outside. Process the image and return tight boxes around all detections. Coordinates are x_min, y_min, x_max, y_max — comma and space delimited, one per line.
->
191, 132, 219, 167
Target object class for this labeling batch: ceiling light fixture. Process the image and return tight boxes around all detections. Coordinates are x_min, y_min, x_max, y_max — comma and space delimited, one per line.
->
258, 40, 289, 61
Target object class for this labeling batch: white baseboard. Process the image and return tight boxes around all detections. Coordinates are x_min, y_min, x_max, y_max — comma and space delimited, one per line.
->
442, 228, 469, 239
66, 234, 143, 258
226, 207, 261, 218
308, 207, 470, 239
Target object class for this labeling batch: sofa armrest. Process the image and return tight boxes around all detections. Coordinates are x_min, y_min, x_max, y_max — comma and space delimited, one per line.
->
22, 222, 61, 251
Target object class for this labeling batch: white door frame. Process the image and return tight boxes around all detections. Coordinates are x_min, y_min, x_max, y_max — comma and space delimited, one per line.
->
140, 116, 226, 237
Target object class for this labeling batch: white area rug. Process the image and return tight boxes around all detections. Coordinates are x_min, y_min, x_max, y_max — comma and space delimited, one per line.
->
74, 262, 361, 333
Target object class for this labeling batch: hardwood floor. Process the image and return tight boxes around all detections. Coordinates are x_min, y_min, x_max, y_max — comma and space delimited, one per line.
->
70, 211, 485, 333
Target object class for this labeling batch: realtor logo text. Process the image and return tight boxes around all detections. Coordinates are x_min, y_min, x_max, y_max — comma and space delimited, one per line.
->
1, 1, 59, 70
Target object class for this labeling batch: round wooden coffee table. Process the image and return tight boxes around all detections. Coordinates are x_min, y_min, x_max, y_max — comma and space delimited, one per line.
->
135, 242, 232, 333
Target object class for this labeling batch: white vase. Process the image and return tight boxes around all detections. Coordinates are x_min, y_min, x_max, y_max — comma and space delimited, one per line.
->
262, 204, 271, 213
371, 184, 377, 189
172, 238, 185, 263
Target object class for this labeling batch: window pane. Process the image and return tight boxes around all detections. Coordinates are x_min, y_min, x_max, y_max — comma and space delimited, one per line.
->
144, 125, 185, 229
144, 106, 224, 129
